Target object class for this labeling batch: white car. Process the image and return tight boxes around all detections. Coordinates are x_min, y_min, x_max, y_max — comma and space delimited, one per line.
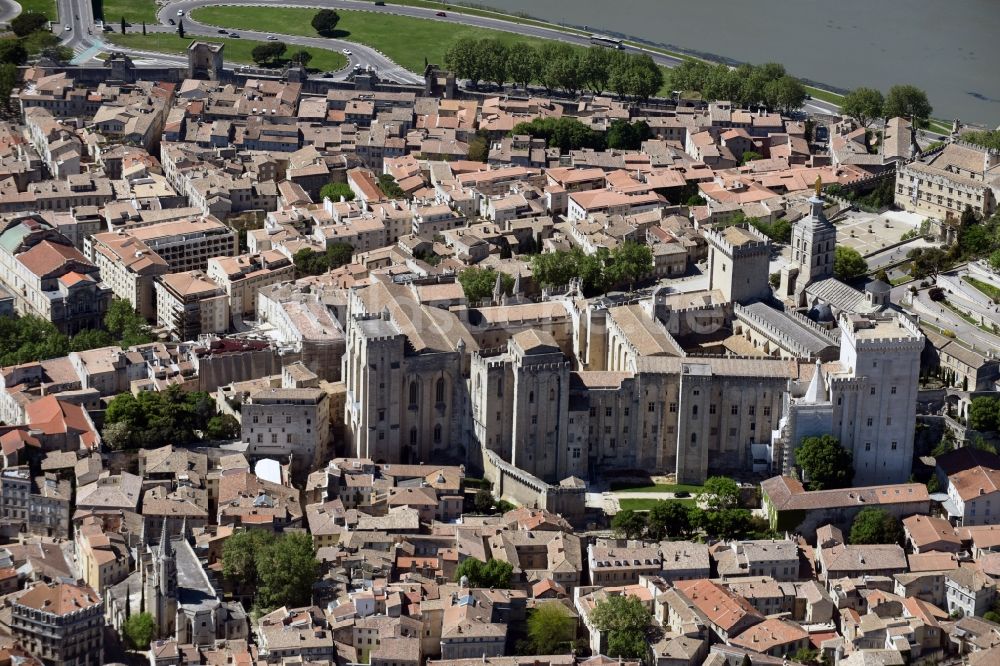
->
266, 34, 277, 40
64, 25, 71, 31
177, 9, 184, 15
342, 48, 352, 55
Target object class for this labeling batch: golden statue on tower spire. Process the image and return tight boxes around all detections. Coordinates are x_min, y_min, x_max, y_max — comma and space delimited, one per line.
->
814, 175, 823, 197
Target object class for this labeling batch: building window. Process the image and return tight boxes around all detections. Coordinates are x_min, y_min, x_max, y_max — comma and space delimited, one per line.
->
529, 391, 535, 404
891, 386, 897, 394
867, 417, 873, 427
669, 402, 677, 413
605, 407, 612, 417
865, 442, 871, 451
648, 402, 655, 412
891, 442, 897, 450
731, 405, 739, 415
409, 428, 417, 445
748, 405, 755, 416
433, 425, 442, 443
870, 387, 876, 395
763, 406, 771, 417
409, 381, 418, 406
690, 433, 697, 447
692, 404, 698, 416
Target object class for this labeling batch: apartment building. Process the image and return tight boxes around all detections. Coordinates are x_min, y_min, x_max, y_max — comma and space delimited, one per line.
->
126, 215, 237, 273
0, 214, 111, 334
75, 515, 130, 593
155, 271, 230, 341
85, 231, 168, 320
206, 250, 294, 317
12, 581, 104, 666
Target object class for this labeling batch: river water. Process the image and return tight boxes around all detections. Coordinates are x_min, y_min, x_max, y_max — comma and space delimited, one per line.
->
478, 0, 1000, 126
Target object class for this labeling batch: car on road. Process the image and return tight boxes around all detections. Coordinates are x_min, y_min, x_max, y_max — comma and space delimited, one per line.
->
266, 34, 277, 40
168, 18, 175, 24
177, 9, 184, 16
342, 48, 352, 55
64, 25, 71, 31
218, 29, 228, 34
229, 32, 240, 37
436, 11, 446, 16
322, 71, 333, 77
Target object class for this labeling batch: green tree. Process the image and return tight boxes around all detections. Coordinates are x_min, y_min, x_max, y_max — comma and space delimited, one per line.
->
605, 241, 653, 290
69, 328, 114, 352
101, 421, 131, 451
841, 87, 885, 128
834, 245, 868, 280
607, 120, 652, 150
222, 530, 274, 590
962, 130, 1000, 152
531, 250, 581, 289
256, 533, 320, 610
590, 594, 650, 660
467, 135, 489, 162
319, 182, 355, 202
444, 38, 483, 86
477, 39, 509, 88
646, 501, 693, 540
512, 117, 604, 152
668, 60, 712, 94
795, 435, 855, 490
0, 39, 29, 66
474, 489, 495, 514
507, 46, 539, 89
611, 509, 647, 540
849, 507, 904, 545
289, 50, 313, 67
765, 75, 807, 113
311, 9, 341, 36
989, 249, 1000, 272
122, 612, 156, 650
791, 647, 820, 664
10, 12, 49, 37
697, 476, 740, 512
454, 557, 514, 588
458, 267, 514, 303
252, 42, 287, 67
741, 150, 763, 164
0, 315, 69, 366
528, 602, 576, 654
206, 414, 241, 440
544, 44, 582, 96
581, 46, 613, 94
883, 84, 933, 124
105, 299, 153, 347
377, 173, 405, 199
969, 397, 1000, 432
0, 63, 18, 110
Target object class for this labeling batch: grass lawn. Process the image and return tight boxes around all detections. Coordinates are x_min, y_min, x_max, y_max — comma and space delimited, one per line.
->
192, 6, 584, 74
18, 0, 57, 20
104, 33, 348, 71
618, 498, 696, 512
96, 0, 159, 24
194, 6, 674, 95
610, 482, 703, 494
963, 275, 1000, 303
804, 85, 843, 106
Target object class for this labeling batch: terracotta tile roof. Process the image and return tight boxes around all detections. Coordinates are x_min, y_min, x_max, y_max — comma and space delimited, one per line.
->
16, 240, 93, 278
950, 466, 1000, 501
16, 582, 100, 615
674, 579, 764, 633
902, 514, 961, 550
729, 617, 807, 652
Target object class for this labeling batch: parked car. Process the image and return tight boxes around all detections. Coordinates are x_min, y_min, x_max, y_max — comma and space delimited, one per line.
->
168, 18, 175, 25
64, 25, 71, 31
217, 29, 228, 34
436, 11, 446, 16
229, 32, 239, 38
342, 48, 352, 55
177, 9, 184, 15
266, 34, 277, 40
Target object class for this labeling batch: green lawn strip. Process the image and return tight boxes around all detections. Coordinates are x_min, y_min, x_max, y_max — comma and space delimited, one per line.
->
18, 0, 58, 20
804, 85, 843, 106
97, 0, 159, 24
618, 497, 696, 512
963, 275, 1000, 303
104, 33, 347, 71
192, 6, 588, 74
610, 482, 703, 494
